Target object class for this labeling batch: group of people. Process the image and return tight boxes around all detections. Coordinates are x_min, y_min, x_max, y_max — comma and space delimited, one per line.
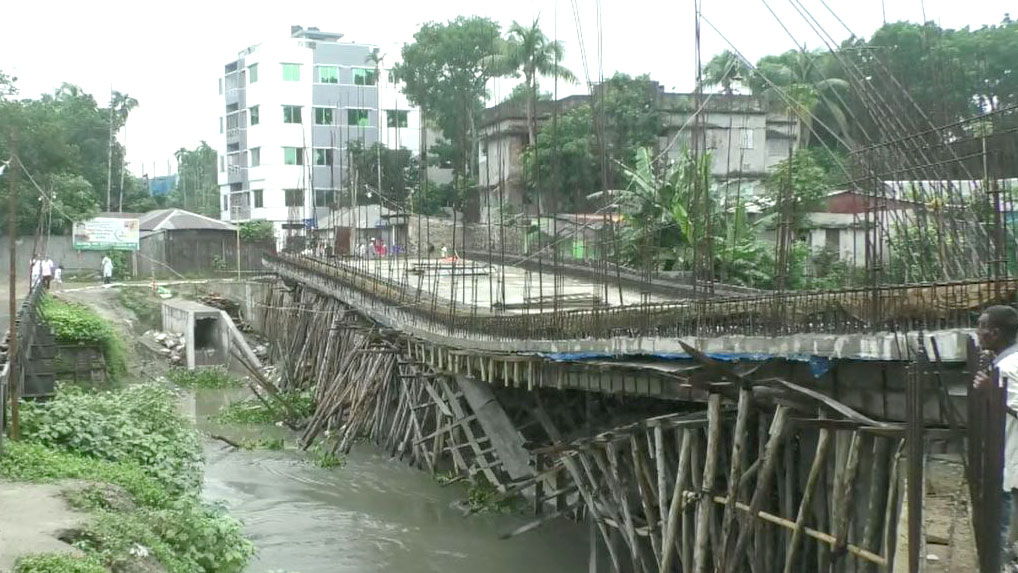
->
28, 255, 60, 290
356, 239, 403, 258
27, 254, 115, 289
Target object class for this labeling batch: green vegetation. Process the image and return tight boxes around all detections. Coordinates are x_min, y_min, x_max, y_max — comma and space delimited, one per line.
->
213, 390, 315, 425
238, 219, 275, 242
39, 295, 127, 377
166, 366, 242, 389
13, 554, 107, 573
465, 478, 523, 514
116, 286, 162, 330
19, 383, 202, 493
2, 381, 254, 572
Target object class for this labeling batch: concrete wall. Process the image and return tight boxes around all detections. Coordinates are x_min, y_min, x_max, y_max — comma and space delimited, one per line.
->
161, 300, 230, 369
0, 235, 105, 276
202, 279, 275, 333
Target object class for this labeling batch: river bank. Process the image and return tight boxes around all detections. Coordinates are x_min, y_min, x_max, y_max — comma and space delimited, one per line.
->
3, 285, 592, 572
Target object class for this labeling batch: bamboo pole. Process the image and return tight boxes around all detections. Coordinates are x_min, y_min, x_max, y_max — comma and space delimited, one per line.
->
694, 393, 723, 573
783, 426, 832, 573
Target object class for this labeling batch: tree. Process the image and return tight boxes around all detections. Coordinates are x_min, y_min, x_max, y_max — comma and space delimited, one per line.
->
171, 142, 218, 217
348, 142, 418, 208
748, 49, 851, 148
391, 17, 503, 182
702, 50, 749, 95
490, 18, 576, 148
522, 73, 662, 210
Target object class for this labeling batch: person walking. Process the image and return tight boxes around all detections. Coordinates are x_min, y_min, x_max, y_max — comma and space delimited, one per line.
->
29, 254, 41, 288
974, 305, 1018, 564
40, 255, 54, 290
101, 255, 114, 285
54, 264, 63, 288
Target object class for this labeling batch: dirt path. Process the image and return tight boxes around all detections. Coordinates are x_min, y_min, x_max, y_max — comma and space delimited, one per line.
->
0, 480, 88, 571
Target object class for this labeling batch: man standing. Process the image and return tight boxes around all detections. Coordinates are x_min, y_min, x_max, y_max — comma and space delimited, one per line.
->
40, 255, 54, 290
29, 254, 41, 288
975, 305, 1018, 561
100, 255, 114, 285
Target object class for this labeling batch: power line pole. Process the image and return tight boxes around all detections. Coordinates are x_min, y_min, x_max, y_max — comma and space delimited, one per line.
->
7, 140, 20, 441
106, 88, 114, 211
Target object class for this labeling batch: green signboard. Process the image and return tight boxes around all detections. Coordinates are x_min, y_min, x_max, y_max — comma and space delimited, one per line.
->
72, 217, 140, 251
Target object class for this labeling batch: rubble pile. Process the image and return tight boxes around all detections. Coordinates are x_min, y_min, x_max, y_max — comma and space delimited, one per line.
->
144, 330, 187, 366
198, 294, 251, 332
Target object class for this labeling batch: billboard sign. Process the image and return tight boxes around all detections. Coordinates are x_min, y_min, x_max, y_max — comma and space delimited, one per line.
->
72, 217, 140, 251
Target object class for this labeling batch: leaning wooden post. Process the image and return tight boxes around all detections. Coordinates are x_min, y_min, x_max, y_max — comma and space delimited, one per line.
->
782, 425, 831, 573
694, 393, 723, 573
719, 384, 753, 571
661, 429, 692, 572
723, 405, 789, 573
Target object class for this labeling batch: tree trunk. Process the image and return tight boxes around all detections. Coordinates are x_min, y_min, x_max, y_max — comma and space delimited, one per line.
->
526, 72, 537, 149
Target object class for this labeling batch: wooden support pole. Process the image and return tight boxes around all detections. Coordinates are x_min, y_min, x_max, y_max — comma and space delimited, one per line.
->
694, 393, 723, 573
720, 385, 753, 570
661, 429, 692, 572
783, 426, 831, 573
724, 405, 789, 573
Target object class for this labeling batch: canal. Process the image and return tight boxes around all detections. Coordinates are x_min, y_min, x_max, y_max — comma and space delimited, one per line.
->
191, 388, 592, 573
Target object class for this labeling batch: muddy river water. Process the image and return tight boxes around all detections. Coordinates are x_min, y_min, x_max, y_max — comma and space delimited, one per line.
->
190, 388, 591, 573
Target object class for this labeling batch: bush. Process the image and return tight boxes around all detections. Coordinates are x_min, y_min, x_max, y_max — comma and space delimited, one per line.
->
238, 219, 275, 242
18, 382, 203, 493
13, 554, 107, 573
40, 295, 127, 377
166, 366, 241, 389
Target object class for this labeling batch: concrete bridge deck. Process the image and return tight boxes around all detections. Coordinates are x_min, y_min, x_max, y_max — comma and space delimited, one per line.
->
264, 253, 1013, 363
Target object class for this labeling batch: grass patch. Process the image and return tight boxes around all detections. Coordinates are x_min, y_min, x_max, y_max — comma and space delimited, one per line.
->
116, 286, 163, 331
166, 366, 241, 389
40, 295, 127, 378
212, 390, 315, 425
13, 553, 107, 573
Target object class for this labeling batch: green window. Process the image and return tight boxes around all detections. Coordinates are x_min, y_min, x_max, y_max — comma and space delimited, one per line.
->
248, 63, 259, 83
282, 63, 301, 82
285, 189, 303, 207
250, 147, 260, 167
218, 78, 222, 94
253, 189, 264, 208
353, 68, 377, 86
316, 66, 339, 84
313, 149, 332, 166
314, 107, 333, 125
347, 109, 370, 127
283, 147, 303, 165
283, 105, 302, 124
386, 110, 408, 128
249, 105, 259, 125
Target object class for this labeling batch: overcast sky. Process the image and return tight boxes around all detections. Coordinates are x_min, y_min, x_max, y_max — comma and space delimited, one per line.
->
1, 0, 1011, 176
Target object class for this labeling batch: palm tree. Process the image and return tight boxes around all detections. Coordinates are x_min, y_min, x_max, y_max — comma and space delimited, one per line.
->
702, 50, 748, 95
492, 18, 577, 148
749, 49, 850, 148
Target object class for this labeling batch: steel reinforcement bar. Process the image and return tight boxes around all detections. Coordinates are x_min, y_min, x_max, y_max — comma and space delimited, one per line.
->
265, 253, 1018, 342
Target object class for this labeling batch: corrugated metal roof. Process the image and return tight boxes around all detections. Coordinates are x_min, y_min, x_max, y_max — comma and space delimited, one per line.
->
139, 209, 236, 232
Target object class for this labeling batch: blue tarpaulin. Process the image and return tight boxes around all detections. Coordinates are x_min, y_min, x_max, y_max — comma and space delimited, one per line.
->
147, 175, 178, 197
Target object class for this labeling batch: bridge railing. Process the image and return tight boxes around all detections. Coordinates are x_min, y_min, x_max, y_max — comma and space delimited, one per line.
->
265, 253, 1017, 341
0, 281, 45, 451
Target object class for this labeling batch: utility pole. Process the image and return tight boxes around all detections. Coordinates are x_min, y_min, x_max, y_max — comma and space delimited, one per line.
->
7, 142, 20, 441
106, 88, 114, 211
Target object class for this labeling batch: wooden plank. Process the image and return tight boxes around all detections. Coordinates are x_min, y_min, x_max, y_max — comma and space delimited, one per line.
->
456, 375, 534, 481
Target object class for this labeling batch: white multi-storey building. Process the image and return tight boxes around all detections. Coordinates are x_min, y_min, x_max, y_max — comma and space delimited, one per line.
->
216, 25, 421, 248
